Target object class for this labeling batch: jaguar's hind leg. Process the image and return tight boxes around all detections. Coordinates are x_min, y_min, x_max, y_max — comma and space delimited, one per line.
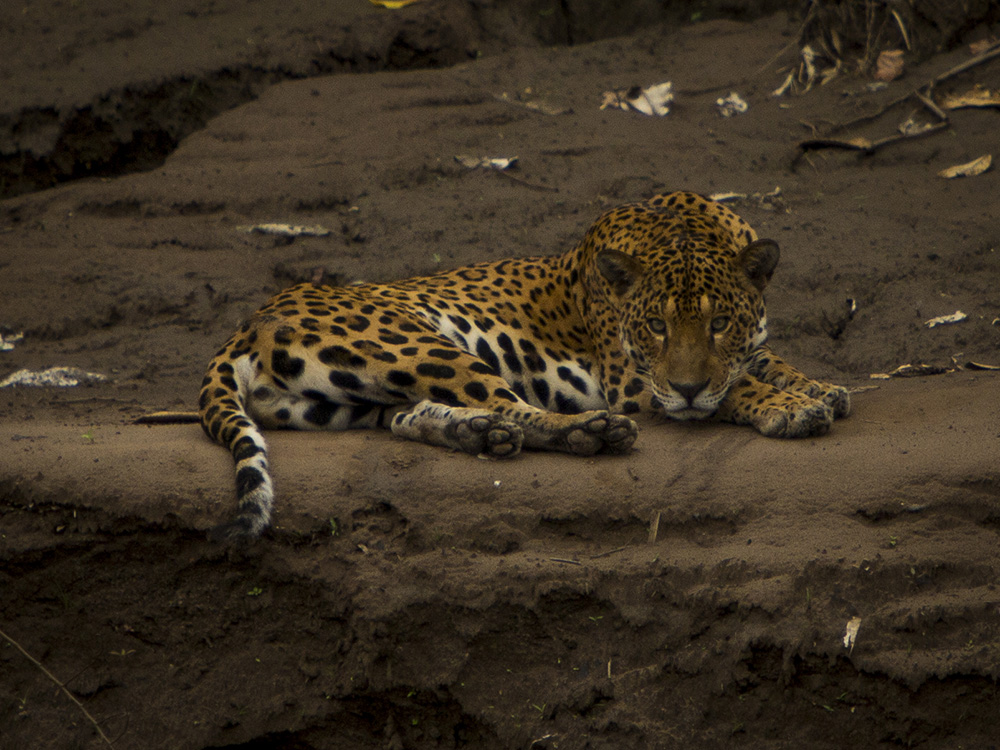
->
391, 400, 636, 457
391, 401, 523, 457
516, 409, 637, 455
392, 399, 637, 457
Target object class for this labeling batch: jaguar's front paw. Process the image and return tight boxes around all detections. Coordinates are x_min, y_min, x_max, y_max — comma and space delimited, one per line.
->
816, 383, 850, 418
756, 398, 834, 439
785, 380, 850, 420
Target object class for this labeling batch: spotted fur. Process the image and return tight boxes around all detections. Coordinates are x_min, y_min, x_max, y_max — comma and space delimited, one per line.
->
201, 192, 849, 540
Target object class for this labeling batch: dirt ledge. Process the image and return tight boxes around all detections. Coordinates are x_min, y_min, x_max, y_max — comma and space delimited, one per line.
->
2, 374, 999, 748
0, 0, 793, 200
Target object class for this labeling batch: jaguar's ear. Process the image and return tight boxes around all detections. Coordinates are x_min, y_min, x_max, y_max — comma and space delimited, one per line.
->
736, 239, 780, 292
596, 249, 644, 296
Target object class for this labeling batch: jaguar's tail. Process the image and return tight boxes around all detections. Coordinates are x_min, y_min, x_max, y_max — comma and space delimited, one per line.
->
199, 350, 274, 541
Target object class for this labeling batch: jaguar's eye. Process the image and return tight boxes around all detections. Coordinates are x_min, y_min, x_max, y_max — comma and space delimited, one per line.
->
710, 315, 730, 333
647, 318, 667, 335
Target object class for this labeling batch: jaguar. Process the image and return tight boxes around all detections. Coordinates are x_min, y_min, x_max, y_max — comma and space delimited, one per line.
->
200, 192, 849, 540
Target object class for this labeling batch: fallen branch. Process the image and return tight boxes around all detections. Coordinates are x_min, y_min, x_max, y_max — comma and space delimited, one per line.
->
799, 119, 948, 155
829, 39, 1000, 135
796, 39, 1000, 165
797, 67, 955, 160
869, 359, 1000, 380
929, 40, 1000, 88
0, 626, 115, 747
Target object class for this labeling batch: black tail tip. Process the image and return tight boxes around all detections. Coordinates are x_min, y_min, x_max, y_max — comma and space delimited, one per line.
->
208, 516, 265, 544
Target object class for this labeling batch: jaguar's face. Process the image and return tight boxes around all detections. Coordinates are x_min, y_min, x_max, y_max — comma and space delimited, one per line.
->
597, 238, 778, 419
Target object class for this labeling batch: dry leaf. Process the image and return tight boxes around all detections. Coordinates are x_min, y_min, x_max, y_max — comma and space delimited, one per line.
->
940, 86, 1000, 110
647, 510, 661, 544
869, 363, 952, 379
0, 331, 24, 352
368, 0, 422, 7
800, 45, 818, 85
800, 136, 874, 152
600, 82, 674, 116
521, 99, 571, 116
874, 50, 905, 82
240, 223, 332, 237
924, 310, 968, 327
938, 155, 992, 179
716, 92, 748, 117
772, 72, 794, 97
455, 155, 518, 171
969, 39, 996, 56
843, 617, 862, 653
819, 59, 841, 85
898, 116, 937, 136
708, 187, 785, 212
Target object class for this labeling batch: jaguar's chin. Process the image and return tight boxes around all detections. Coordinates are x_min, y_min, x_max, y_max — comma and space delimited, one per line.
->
662, 406, 714, 421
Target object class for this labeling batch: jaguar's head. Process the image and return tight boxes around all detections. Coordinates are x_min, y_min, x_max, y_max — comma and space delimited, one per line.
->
596, 236, 779, 419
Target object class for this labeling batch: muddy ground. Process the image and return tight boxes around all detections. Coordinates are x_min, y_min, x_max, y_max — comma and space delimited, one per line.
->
2, 1, 1000, 748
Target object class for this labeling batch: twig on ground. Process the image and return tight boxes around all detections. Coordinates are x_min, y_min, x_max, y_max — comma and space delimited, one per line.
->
647, 511, 661, 544
590, 546, 628, 559
494, 170, 559, 193
913, 89, 948, 121
549, 557, 582, 566
0, 626, 115, 747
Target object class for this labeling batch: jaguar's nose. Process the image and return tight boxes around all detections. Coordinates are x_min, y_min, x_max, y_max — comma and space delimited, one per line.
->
669, 379, 709, 406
